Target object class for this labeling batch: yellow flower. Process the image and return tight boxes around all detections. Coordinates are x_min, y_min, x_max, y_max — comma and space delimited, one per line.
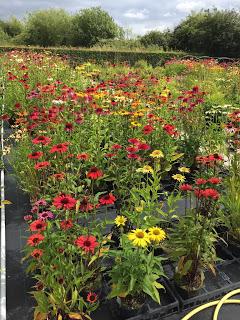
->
178, 167, 190, 173
128, 229, 150, 247
172, 174, 185, 182
136, 165, 154, 174
148, 227, 166, 243
115, 215, 127, 227
135, 201, 145, 213
131, 121, 141, 127
150, 150, 164, 158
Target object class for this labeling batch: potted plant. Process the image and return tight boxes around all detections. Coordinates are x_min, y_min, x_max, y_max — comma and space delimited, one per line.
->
167, 213, 218, 295
107, 230, 166, 319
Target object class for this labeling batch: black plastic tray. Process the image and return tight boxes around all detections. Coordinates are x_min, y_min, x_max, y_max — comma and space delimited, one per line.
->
108, 279, 179, 320
163, 245, 240, 312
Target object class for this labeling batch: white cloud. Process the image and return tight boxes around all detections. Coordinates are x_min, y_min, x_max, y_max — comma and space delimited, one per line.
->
124, 8, 149, 19
163, 12, 176, 17
176, 1, 204, 13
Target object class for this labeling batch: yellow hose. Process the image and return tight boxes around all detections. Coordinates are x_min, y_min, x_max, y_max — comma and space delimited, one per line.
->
182, 289, 240, 320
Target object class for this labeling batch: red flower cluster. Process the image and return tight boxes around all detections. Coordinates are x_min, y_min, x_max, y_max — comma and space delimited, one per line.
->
194, 188, 220, 200
179, 184, 193, 191
163, 124, 178, 137
196, 154, 223, 165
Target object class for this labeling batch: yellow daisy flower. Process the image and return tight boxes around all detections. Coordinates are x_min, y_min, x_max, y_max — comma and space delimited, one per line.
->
115, 215, 127, 227
131, 121, 141, 127
128, 229, 150, 248
136, 165, 154, 174
178, 167, 190, 173
172, 174, 185, 182
148, 227, 166, 243
150, 150, 164, 158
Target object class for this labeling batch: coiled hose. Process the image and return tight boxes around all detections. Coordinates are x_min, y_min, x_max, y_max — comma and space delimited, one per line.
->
182, 289, 240, 320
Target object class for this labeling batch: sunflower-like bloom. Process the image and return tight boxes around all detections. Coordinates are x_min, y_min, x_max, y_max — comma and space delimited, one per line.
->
148, 227, 166, 243
115, 215, 127, 227
178, 167, 190, 173
128, 229, 150, 248
172, 174, 185, 182
150, 150, 164, 158
136, 165, 154, 174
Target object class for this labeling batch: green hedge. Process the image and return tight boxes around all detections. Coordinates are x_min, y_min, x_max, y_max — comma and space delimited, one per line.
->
0, 46, 186, 66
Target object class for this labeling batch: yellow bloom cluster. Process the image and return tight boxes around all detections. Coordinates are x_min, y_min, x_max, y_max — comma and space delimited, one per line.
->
128, 227, 166, 248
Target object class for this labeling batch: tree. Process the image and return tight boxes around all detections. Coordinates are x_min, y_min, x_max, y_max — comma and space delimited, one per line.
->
140, 30, 172, 50
72, 7, 122, 47
171, 9, 240, 57
3, 17, 23, 37
23, 9, 72, 47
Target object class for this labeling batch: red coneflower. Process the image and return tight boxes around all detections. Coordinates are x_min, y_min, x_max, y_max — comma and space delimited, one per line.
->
87, 292, 98, 304
126, 146, 138, 153
65, 122, 74, 132
111, 144, 122, 150
143, 124, 154, 135
127, 153, 139, 160
76, 153, 89, 161
32, 136, 51, 145
99, 193, 116, 205
28, 151, 43, 160
29, 219, 47, 232
27, 233, 44, 246
128, 138, 139, 145
60, 219, 73, 230
105, 153, 117, 158
87, 167, 103, 180
208, 177, 222, 184
80, 197, 94, 212
51, 172, 65, 180
138, 143, 151, 151
34, 161, 50, 170
180, 184, 193, 191
50, 143, 69, 154
75, 235, 99, 254
31, 249, 43, 259
53, 194, 77, 210
195, 178, 207, 185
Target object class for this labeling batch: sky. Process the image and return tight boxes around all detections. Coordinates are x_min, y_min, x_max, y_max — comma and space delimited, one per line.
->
0, 0, 240, 35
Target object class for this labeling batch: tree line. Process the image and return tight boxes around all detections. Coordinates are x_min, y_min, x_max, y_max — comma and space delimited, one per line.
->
0, 7, 240, 57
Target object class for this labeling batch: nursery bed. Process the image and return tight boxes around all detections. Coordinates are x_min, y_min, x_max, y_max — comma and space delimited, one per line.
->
4, 167, 240, 320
